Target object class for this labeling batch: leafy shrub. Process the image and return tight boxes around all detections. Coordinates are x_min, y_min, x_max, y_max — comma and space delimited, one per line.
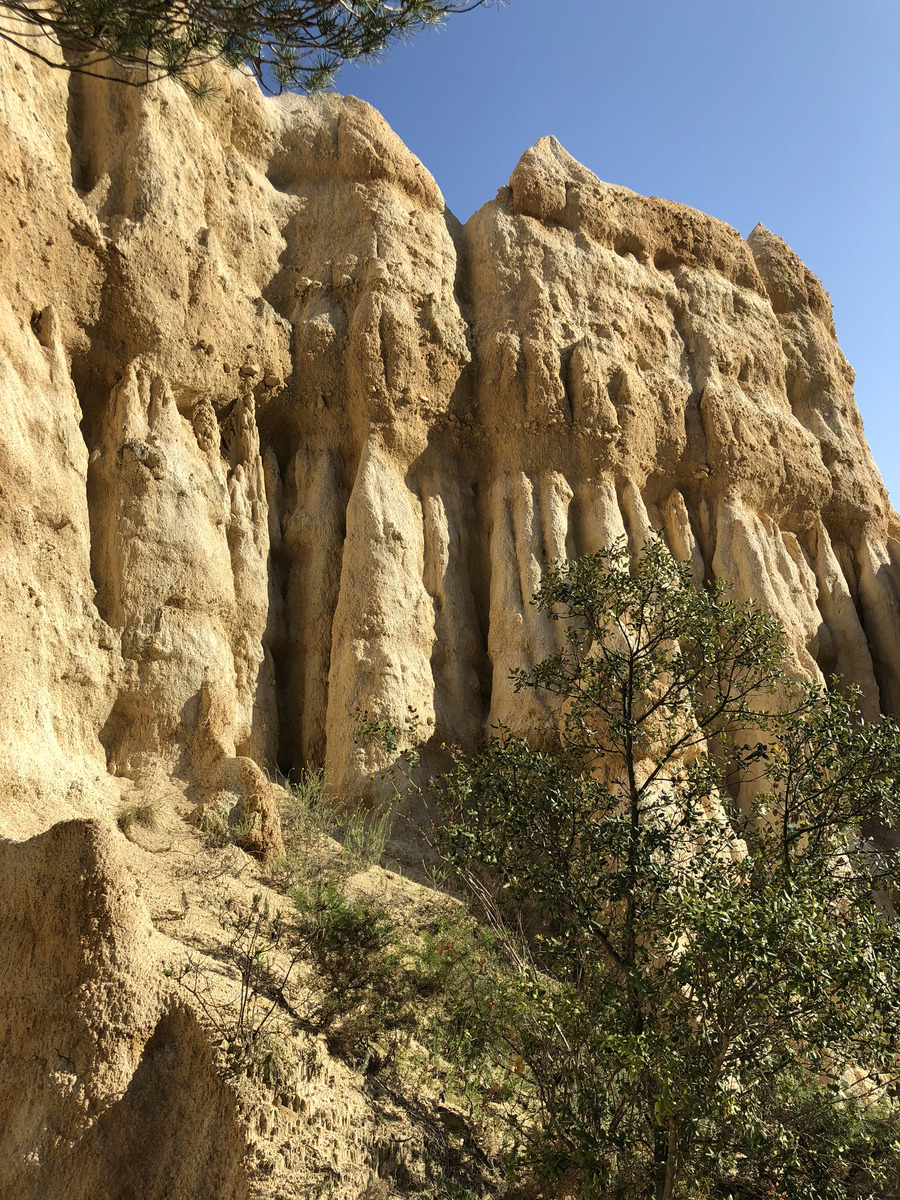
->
430, 538, 900, 1199
294, 883, 432, 1063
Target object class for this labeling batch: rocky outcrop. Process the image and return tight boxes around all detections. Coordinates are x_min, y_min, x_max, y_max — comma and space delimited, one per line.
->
2, 32, 899, 1200
0, 819, 247, 1200
3, 44, 897, 827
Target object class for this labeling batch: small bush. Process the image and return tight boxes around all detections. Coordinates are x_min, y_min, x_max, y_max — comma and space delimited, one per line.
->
117, 801, 158, 834
198, 803, 253, 851
294, 883, 421, 1062
274, 768, 391, 894
273, 769, 336, 892
341, 808, 390, 874
278, 767, 330, 846
177, 894, 302, 1077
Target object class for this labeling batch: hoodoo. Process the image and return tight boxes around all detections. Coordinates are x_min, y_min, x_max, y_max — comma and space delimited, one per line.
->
0, 35, 897, 1198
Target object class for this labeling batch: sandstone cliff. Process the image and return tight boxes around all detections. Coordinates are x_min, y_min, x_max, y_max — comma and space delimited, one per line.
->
1, 35, 898, 1199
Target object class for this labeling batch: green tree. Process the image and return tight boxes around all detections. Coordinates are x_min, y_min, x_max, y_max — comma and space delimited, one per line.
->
0, 0, 491, 93
435, 538, 900, 1199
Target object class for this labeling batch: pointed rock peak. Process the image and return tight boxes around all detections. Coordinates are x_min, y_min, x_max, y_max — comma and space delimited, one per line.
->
524, 135, 601, 175
509, 136, 602, 222
746, 222, 783, 252
148, 377, 182, 443
747, 222, 809, 270
746, 223, 831, 321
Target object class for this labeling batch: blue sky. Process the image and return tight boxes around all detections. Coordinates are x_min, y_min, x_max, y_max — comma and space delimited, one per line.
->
334, 0, 900, 505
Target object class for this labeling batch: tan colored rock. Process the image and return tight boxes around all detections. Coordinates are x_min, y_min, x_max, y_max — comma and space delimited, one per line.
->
465, 137, 899, 738
324, 439, 437, 798
2, 35, 900, 1194
0, 810, 462, 1199
1, 36, 898, 817
0, 819, 248, 1200
0, 297, 120, 836
221, 755, 285, 862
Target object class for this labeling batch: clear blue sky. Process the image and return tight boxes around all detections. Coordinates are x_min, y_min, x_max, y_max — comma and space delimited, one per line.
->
333, 0, 900, 506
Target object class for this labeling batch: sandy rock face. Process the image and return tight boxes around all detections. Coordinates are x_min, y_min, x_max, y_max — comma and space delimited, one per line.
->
0, 819, 248, 1200
1, 49, 898, 817
2, 35, 900, 1200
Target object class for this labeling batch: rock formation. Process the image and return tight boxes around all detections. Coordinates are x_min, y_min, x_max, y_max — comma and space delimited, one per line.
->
1, 32, 898, 1198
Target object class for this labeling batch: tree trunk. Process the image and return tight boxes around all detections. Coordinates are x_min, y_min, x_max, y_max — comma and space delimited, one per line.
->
662, 1120, 678, 1200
